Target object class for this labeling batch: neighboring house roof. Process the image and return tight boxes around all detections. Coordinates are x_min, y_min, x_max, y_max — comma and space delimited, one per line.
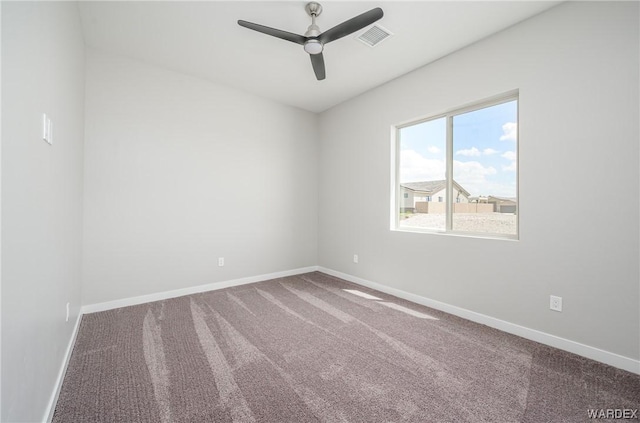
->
488, 195, 517, 204
401, 180, 471, 197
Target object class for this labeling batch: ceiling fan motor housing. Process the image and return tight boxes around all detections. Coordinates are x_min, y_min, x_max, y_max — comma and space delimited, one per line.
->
305, 23, 321, 38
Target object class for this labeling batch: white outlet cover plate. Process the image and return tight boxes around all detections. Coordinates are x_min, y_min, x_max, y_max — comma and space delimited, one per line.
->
550, 295, 562, 312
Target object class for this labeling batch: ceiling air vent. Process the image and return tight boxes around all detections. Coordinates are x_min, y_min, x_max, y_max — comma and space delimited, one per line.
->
356, 24, 393, 47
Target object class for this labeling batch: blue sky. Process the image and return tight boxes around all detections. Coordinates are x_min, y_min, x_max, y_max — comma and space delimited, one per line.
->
399, 100, 517, 198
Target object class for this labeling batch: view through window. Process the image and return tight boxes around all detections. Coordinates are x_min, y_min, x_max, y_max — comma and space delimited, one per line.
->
395, 96, 518, 238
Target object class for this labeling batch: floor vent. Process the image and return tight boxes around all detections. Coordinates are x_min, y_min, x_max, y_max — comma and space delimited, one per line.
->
356, 24, 393, 47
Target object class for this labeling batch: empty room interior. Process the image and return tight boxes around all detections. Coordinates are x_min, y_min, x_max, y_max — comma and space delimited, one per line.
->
2, 1, 639, 422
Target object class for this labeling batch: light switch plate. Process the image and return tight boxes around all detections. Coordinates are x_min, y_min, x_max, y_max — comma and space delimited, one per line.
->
43, 113, 53, 145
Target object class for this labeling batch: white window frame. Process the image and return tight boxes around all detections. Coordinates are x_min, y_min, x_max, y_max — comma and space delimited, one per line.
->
390, 91, 519, 240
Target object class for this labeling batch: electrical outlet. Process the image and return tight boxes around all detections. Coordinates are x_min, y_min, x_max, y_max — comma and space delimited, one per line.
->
353, 254, 359, 264
66, 302, 70, 322
218, 257, 224, 267
550, 295, 562, 312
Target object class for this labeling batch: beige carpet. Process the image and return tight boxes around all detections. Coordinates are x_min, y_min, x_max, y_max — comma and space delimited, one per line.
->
53, 272, 639, 422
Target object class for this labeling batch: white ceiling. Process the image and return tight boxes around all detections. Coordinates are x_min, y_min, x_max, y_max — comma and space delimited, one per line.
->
78, 1, 561, 113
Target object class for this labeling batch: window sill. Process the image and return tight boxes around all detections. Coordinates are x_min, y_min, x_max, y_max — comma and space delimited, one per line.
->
391, 226, 519, 241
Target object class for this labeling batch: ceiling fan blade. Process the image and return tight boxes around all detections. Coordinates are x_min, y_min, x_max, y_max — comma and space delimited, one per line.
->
318, 8, 383, 44
238, 20, 307, 45
310, 53, 326, 80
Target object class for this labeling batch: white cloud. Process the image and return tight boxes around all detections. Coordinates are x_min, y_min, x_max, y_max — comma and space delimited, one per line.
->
454, 160, 497, 181
456, 147, 481, 157
501, 151, 517, 161
500, 122, 517, 141
502, 162, 517, 172
400, 149, 446, 182
457, 147, 500, 157
501, 150, 517, 172
471, 180, 516, 198
427, 145, 441, 154
452, 160, 498, 196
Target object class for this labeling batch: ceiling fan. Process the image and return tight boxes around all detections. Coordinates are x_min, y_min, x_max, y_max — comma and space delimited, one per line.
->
238, 2, 384, 81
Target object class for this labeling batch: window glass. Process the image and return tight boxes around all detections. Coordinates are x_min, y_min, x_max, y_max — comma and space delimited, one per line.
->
452, 100, 518, 235
394, 95, 518, 239
398, 117, 446, 231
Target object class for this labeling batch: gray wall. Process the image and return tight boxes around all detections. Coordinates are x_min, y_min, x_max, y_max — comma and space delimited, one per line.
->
1, 2, 85, 421
318, 2, 639, 360
81, 50, 318, 305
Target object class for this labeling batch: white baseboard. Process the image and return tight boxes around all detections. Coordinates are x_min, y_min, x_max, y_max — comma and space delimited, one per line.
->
318, 267, 640, 375
44, 311, 83, 423
81, 266, 320, 315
